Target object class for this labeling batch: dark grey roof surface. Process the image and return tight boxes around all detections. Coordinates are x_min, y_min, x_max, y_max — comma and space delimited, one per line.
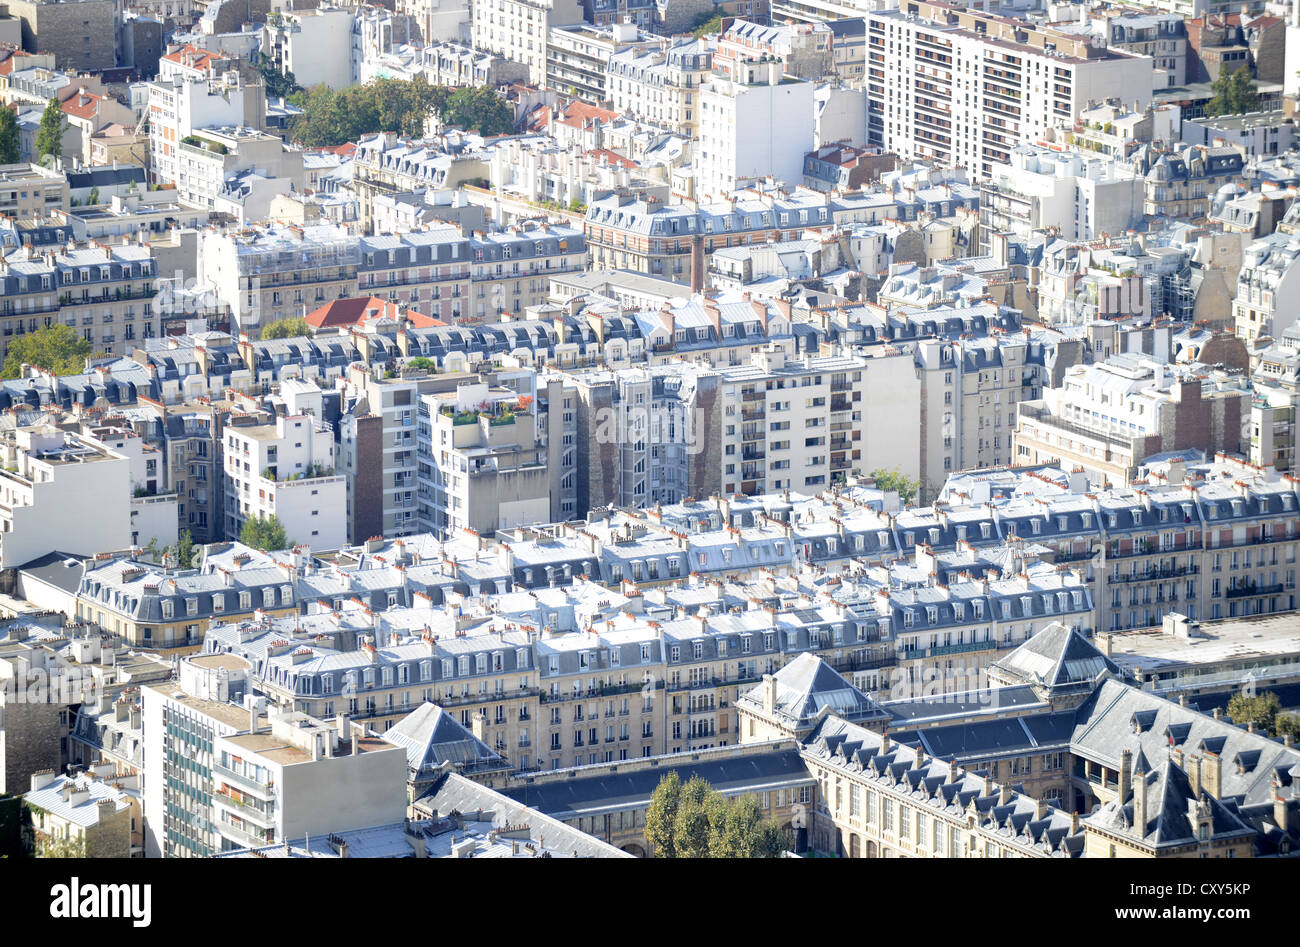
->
17, 551, 87, 595
500, 746, 811, 821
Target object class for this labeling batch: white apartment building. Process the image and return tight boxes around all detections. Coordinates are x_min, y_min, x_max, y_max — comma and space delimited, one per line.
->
173, 126, 305, 211
224, 414, 347, 551
471, 0, 583, 85
147, 72, 266, 190
979, 145, 1144, 247
697, 60, 817, 202
716, 347, 921, 496
394, 0, 470, 45
142, 655, 251, 857
419, 381, 553, 538
861, 4, 1154, 178
1234, 207, 1300, 347
0, 426, 132, 569
198, 223, 359, 335
607, 37, 714, 138
81, 425, 179, 556
262, 7, 357, 92
211, 710, 407, 852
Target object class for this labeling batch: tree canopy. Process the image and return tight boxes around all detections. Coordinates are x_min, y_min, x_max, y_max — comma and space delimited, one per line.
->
261, 316, 313, 340
870, 468, 921, 505
288, 77, 513, 147
0, 107, 20, 165
35, 98, 66, 163
1, 324, 93, 379
1204, 66, 1260, 118
645, 773, 789, 858
691, 12, 724, 38
240, 514, 291, 552
1227, 690, 1283, 733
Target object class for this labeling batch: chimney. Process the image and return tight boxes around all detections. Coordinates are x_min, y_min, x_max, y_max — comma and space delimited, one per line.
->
1274, 781, 1292, 833
472, 712, 488, 744
1188, 753, 1202, 797
1202, 753, 1221, 799
1119, 748, 1132, 802
1132, 768, 1147, 835
761, 674, 778, 716
998, 783, 1011, 807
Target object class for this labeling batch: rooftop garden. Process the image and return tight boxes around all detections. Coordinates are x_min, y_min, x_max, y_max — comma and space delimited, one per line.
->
180, 135, 229, 155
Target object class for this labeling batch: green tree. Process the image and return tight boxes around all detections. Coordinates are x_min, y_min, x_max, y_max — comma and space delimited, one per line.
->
1276, 711, 1300, 740
240, 514, 291, 552
442, 86, 515, 137
35, 98, 66, 163
261, 316, 312, 340
1205, 66, 1260, 118
36, 833, 87, 858
645, 773, 789, 858
710, 794, 789, 858
1227, 690, 1282, 732
168, 529, 196, 570
0, 107, 20, 165
692, 12, 724, 37
1, 324, 93, 378
645, 770, 682, 859
671, 776, 720, 858
870, 468, 921, 505
406, 356, 436, 373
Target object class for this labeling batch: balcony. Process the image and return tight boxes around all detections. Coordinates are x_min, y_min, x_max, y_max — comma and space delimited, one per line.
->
1110, 564, 1198, 583
900, 639, 997, 662
1226, 582, 1285, 599
212, 762, 274, 800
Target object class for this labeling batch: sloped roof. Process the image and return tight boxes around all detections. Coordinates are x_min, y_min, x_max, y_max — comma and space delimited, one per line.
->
1087, 753, 1256, 849
741, 652, 889, 727
990, 622, 1119, 689
383, 702, 507, 777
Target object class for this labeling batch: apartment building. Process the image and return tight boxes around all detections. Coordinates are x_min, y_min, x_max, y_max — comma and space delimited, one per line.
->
547, 22, 662, 105
471, 0, 584, 85
173, 126, 305, 212
583, 187, 833, 282
978, 145, 1144, 247
8, 0, 116, 72
419, 377, 572, 538
715, 347, 920, 497
141, 653, 252, 857
223, 414, 347, 552
0, 241, 160, 362
351, 132, 490, 232
861, 3, 1154, 178
715, 18, 833, 82
0, 426, 133, 569
358, 225, 586, 325
25, 768, 137, 858
75, 552, 299, 649
0, 162, 68, 218
1129, 143, 1247, 221
211, 709, 407, 852
1250, 326, 1300, 473
696, 60, 817, 201
261, 7, 356, 91
1014, 356, 1248, 489
198, 223, 359, 335
607, 37, 714, 138
1233, 203, 1300, 346
147, 71, 266, 190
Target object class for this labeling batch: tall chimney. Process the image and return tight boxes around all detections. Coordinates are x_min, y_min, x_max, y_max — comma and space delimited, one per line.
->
1119, 749, 1132, 802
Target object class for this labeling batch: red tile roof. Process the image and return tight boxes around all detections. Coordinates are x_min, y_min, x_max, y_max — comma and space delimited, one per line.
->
161, 44, 228, 74
305, 296, 446, 329
552, 102, 620, 130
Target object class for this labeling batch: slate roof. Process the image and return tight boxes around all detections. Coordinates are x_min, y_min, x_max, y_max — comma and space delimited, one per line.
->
1086, 754, 1257, 849
500, 743, 811, 821
383, 702, 508, 778
990, 623, 1119, 690
738, 652, 889, 728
